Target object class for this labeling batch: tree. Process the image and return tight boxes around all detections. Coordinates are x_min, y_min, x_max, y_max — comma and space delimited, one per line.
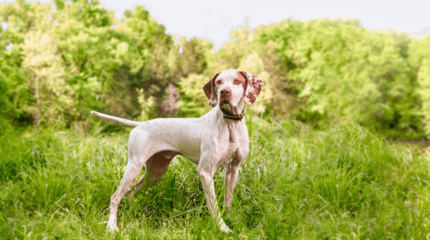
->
256, 19, 305, 119
257, 18, 421, 136
113, 6, 177, 118
176, 37, 212, 78
417, 58, 430, 137
21, 31, 69, 132
0, 1, 58, 130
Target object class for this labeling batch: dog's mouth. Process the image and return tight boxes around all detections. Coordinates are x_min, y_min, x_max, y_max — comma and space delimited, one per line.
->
219, 98, 231, 108
220, 99, 237, 115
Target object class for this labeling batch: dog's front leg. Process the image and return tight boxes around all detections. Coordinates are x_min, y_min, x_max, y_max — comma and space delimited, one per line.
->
198, 164, 232, 233
224, 163, 239, 208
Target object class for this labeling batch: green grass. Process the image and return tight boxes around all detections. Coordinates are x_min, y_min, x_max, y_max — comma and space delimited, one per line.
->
1, 118, 430, 239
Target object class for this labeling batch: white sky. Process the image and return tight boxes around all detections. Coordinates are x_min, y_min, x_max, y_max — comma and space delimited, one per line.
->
2, 0, 430, 50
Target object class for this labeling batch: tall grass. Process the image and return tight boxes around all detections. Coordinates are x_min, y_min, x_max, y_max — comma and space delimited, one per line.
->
1, 118, 429, 239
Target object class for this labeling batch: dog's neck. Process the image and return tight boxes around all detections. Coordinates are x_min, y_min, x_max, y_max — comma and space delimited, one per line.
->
220, 108, 244, 120
217, 102, 245, 143
219, 100, 245, 121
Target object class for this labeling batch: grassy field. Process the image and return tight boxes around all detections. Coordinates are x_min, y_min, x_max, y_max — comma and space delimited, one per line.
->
1, 117, 430, 239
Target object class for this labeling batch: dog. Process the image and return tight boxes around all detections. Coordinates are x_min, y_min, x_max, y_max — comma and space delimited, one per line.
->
91, 69, 264, 232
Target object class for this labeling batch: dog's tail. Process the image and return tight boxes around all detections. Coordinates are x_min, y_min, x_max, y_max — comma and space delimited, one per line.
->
90, 111, 140, 127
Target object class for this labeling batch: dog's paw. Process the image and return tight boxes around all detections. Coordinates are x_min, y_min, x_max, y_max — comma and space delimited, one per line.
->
220, 223, 232, 233
106, 221, 119, 233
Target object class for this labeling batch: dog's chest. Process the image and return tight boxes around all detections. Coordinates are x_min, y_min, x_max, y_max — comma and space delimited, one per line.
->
214, 126, 249, 168
216, 142, 241, 168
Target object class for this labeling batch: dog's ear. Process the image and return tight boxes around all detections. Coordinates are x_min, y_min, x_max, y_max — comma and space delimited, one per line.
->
238, 71, 264, 105
203, 72, 220, 107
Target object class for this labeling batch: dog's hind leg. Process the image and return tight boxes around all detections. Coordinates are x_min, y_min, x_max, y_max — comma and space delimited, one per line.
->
130, 150, 179, 194
107, 147, 178, 232
106, 129, 154, 233
107, 156, 145, 232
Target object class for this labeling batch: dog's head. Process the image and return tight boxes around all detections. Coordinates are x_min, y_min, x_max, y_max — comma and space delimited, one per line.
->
203, 69, 264, 112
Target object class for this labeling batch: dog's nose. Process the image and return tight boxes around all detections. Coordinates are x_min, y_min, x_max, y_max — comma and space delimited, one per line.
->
220, 89, 231, 96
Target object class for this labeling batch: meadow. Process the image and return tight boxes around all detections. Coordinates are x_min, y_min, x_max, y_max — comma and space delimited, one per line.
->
2, 1, 430, 239
1, 117, 429, 239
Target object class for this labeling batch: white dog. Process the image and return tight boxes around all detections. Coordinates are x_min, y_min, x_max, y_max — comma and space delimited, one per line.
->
91, 69, 264, 232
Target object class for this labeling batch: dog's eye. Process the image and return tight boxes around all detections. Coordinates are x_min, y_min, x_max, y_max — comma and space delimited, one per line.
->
216, 80, 222, 85
234, 79, 241, 85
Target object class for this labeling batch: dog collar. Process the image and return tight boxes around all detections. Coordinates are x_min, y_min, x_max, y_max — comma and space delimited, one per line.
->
220, 108, 245, 121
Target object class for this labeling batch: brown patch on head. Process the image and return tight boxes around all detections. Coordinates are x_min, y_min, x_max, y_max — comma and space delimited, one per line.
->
245, 77, 263, 104
236, 71, 247, 90
203, 72, 221, 107
238, 70, 264, 105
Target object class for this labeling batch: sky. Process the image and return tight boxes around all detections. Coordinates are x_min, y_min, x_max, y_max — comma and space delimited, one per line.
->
2, 0, 430, 50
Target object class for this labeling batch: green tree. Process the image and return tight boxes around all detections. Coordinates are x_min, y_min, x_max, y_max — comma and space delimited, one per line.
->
410, 35, 430, 138
177, 73, 211, 117
293, 20, 418, 134
417, 58, 430, 137
53, 0, 116, 121
176, 37, 212, 78
257, 19, 421, 137
22, 31, 70, 132
113, 6, 176, 118
256, 19, 305, 119
0, 1, 56, 129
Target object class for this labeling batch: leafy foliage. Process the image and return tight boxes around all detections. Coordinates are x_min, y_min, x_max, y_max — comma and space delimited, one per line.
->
0, 1, 429, 139
175, 37, 212, 78
177, 73, 211, 117
0, 1, 188, 128
418, 58, 430, 136
22, 31, 71, 126
256, 19, 424, 137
